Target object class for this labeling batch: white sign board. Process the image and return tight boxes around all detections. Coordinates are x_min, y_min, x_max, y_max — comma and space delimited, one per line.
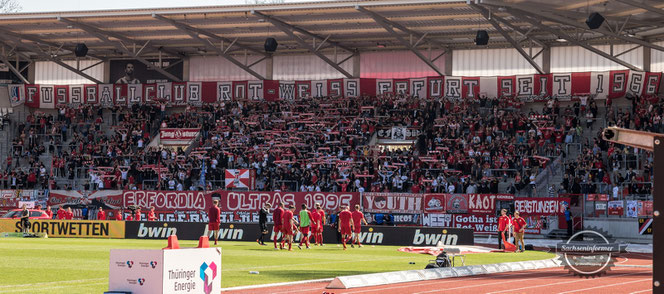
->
109, 248, 221, 294
163, 248, 222, 294
109, 249, 164, 293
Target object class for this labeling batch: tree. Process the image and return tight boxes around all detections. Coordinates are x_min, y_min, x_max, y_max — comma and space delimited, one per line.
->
0, 0, 21, 13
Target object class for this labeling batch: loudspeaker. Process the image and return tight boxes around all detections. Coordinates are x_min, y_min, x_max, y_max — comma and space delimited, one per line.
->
74, 43, 88, 57
264, 37, 278, 53
586, 12, 605, 30
475, 30, 489, 46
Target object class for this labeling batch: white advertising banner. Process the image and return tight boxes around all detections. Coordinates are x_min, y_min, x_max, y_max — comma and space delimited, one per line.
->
109, 249, 164, 293
163, 248, 222, 294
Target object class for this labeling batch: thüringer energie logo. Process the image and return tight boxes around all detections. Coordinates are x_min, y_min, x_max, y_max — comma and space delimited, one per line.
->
200, 261, 218, 294
555, 228, 626, 278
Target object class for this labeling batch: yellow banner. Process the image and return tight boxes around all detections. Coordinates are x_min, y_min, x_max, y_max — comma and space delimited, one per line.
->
0, 219, 125, 238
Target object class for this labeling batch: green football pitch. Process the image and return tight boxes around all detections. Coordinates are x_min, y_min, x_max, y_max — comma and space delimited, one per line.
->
0, 238, 555, 293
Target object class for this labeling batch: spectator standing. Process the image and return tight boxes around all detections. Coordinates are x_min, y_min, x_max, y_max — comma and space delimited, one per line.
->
512, 211, 526, 252
565, 206, 573, 237
97, 207, 106, 220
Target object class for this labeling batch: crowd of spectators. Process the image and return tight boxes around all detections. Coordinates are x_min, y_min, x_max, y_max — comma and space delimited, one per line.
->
558, 94, 656, 199
1, 93, 656, 198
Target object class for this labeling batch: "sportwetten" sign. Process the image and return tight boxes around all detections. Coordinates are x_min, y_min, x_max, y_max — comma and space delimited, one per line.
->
0, 219, 125, 238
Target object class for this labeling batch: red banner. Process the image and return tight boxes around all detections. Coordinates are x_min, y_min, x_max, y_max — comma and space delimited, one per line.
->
0, 198, 19, 209
159, 128, 200, 140
639, 201, 653, 216
122, 190, 209, 211
587, 194, 609, 201
362, 192, 423, 214
423, 194, 447, 212
467, 194, 515, 213
608, 200, 624, 216
218, 191, 359, 214
48, 190, 124, 209
514, 197, 570, 216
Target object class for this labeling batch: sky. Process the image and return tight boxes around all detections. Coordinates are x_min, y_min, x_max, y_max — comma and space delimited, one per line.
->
18, 0, 327, 13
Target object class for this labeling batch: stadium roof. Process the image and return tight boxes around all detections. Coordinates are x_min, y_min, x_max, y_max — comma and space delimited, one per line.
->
0, 0, 663, 79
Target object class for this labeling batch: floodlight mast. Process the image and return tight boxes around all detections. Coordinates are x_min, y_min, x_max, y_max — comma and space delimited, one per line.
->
602, 126, 661, 292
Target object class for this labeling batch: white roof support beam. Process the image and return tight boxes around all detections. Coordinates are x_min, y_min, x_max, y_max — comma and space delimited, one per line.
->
614, 0, 664, 17
0, 26, 106, 60
58, 17, 182, 58
252, 11, 354, 54
252, 10, 353, 79
357, 5, 449, 50
508, 11, 642, 71
470, 3, 544, 74
58, 17, 182, 82
153, 14, 265, 80
356, 6, 444, 76
153, 14, 266, 57
475, 7, 547, 48
0, 34, 103, 84
0, 51, 29, 84
481, 0, 664, 53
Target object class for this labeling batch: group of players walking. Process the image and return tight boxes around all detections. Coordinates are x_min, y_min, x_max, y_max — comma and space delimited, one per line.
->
262, 202, 367, 251
207, 200, 368, 250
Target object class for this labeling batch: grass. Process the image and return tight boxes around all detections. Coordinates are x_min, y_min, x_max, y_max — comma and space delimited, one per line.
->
0, 238, 555, 293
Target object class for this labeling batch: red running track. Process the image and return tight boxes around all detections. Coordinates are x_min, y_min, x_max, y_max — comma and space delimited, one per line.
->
222, 253, 652, 294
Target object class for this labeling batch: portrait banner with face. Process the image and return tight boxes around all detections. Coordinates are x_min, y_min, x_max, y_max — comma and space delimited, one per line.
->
110, 59, 183, 84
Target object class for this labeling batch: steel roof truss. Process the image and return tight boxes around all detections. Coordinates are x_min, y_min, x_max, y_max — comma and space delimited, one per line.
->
357, 6, 443, 76
471, 4, 544, 74
253, 10, 353, 78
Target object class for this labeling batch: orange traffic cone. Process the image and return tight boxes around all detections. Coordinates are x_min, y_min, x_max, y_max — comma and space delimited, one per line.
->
197, 236, 210, 248
163, 234, 180, 250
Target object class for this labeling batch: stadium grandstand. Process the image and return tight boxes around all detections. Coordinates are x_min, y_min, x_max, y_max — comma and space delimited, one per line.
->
0, 0, 661, 293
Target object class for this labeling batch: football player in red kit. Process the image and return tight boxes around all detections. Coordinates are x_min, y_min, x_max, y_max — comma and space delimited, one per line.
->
208, 200, 221, 245
57, 207, 65, 220
281, 205, 298, 251
147, 206, 156, 221
45, 206, 53, 219
351, 204, 368, 247
338, 206, 353, 250
272, 202, 284, 250
316, 204, 326, 245
114, 209, 123, 221
309, 203, 321, 246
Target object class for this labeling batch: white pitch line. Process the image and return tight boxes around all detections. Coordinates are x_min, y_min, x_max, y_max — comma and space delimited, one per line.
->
485, 271, 651, 294
629, 289, 653, 294
556, 278, 652, 294
0, 278, 105, 289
